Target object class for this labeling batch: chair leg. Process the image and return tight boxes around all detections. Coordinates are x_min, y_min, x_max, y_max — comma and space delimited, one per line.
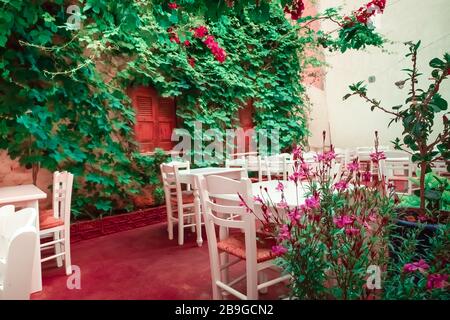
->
178, 207, 184, 245
220, 252, 230, 289
258, 271, 268, 294
64, 229, 72, 276
166, 200, 174, 240
54, 231, 63, 267
168, 210, 174, 241
190, 214, 196, 233
246, 261, 258, 300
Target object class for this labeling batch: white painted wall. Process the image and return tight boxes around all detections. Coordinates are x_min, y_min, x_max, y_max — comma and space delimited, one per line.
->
309, 0, 450, 148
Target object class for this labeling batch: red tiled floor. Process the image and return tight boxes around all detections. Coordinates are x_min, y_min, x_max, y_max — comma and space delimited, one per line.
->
31, 223, 289, 300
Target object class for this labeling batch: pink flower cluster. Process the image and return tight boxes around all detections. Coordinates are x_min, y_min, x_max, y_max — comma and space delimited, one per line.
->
304, 195, 320, 209
168, 2, 179, 10
167, 23, 227, 64
426, 274, 448, 290
277, 224, 291, 241
315, 150, 336, 163
203, 35, 227, 63
193, 26, 208, 38
272, 245, 288, 256
333, 215, 360, 236
333, 215, 353, 228
334, 180, 349, 191
354, 0, 387, 24
283, 0, 305, 21
347, 159, 359, 172
403, 259, 430, 273
370, 150, 386, 163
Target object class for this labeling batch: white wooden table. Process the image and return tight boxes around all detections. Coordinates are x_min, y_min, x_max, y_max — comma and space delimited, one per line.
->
178, 167, 247, 246
213, 180, 308, 210
0, 184, 47, 293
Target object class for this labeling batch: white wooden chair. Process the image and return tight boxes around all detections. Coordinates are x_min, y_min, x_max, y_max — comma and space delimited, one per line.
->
226, 152, 262, 183
379, 160, 414, 195
263, 153, 292, 181
160, 162, 197, 245
0, 206, 38, 300
431, 160, 448, 176
39, 171, 74, 275
198, 175, 290, 300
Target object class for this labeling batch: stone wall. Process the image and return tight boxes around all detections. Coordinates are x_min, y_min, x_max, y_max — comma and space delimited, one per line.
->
0, 151, 53, 208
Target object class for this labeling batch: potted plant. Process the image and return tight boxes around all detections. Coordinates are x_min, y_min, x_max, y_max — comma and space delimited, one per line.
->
345, 41, 450, 230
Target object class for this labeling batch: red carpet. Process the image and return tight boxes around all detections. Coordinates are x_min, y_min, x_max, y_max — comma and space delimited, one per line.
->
31, 223, 288, 300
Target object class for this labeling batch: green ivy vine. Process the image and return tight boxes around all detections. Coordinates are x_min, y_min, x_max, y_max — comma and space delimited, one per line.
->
0, 0, 386, 218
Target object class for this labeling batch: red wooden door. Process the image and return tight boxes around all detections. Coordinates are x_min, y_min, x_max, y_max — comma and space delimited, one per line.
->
157, 97, 177, 151
239, 100, 254, 131
238, 100, 255, 152
129, 86, 176, 152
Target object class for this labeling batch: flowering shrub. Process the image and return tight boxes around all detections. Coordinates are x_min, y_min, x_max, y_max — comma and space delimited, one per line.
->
243, 134, 396, 299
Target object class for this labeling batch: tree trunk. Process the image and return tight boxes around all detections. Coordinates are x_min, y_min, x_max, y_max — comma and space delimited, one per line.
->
32, 163, 40, 186
419, 161, 426, 213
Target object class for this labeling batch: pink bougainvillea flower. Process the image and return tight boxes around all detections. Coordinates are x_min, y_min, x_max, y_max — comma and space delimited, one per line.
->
305, 195, 320, 209
275, 181, 284, 192
272, 245, 288, 256
168, 2, 178, 9
213, 47, 227, 63
426, 274, 448, 290
193, 26, 208, 38
345, 226, 360, 236
403, 259, 430, 273
370, 151, 386, 163
333, 215, 353, 228
188, 57, 195, 67
347, 160, 359, 172
183, 40, 191, 46
334, 180, 349, 191
170, 36, 180, 44
204, 35, 216, 48
203, 35, 227, 63
354, 0, 386, 25
285, 0, 305, 21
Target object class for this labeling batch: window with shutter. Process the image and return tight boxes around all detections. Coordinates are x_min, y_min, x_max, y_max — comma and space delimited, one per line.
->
129, 86, 176, 152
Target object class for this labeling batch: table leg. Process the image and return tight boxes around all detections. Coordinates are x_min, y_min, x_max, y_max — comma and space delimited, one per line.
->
28, 200, 43, 293
193, 183, 203, 247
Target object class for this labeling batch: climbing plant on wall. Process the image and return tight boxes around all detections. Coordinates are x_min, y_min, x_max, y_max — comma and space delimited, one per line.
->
0, 0, 386, 218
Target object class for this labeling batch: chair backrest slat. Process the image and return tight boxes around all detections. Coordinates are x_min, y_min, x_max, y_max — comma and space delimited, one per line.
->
52, 171, 74, 225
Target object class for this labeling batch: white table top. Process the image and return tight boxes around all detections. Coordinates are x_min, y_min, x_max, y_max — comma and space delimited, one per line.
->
178, 167, 244, 177
213, 180, 308, 208
0, 184, 47, 204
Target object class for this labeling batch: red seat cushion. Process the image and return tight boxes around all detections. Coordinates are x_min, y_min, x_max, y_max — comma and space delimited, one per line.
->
217, 232, 277, 263
40, 209, 64, 230
170, 191, 195, 204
